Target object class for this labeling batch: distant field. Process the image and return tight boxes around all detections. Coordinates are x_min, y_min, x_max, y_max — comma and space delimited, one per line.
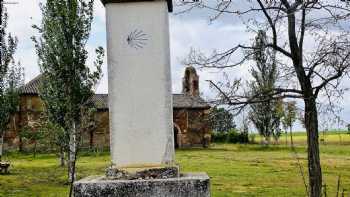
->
0, 132, 349, 196
252, 131, 350, 145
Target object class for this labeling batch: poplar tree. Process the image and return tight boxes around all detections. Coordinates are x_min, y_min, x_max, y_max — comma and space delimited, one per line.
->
0, 0, 23, 161
32, 0, 104, 195
249, 31, 281, 143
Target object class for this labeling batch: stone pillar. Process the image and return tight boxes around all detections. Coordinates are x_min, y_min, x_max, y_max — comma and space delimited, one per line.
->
104, 0, 174, 168
73, 1, 211, 196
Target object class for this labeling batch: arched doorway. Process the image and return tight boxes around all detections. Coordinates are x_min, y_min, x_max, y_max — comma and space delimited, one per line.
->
173, 123, 181, 148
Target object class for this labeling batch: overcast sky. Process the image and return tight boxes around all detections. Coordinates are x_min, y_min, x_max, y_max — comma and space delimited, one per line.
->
5, 0, 350, 130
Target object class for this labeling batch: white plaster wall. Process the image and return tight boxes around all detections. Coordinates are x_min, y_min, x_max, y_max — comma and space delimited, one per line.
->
105, 1, 174, 168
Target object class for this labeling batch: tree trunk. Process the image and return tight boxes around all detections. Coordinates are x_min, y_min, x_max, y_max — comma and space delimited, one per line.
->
290, 126, 294, 147
68, 121, 77, 197
19, 135, 23, 152
33, 142, 37, 158
0, 135, 3, 162
89, 130, 93, 150
68, 128, 76, 182
305, 98, 322, 197
59, 146, 65, 167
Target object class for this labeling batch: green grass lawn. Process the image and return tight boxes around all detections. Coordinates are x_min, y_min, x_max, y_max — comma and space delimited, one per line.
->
1, 132, 350, 197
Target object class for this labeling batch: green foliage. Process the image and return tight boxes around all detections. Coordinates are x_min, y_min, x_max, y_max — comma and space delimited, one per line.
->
281, 101, 297, 130
32, 0, 103, 129
212, 129, 248, 144
249, 31, 282, 142
19, 126, 45, 158
32, 0, 104, 188
0, 3, 23, 136
227, 130, 249, 144
249, 133, 256, 143
209, 107, 236, 133
211, 132, 228, 143
20, 126, 45, 143
0, 2, 23, 161
32, 0, 104, 152
19, 114, 65, 157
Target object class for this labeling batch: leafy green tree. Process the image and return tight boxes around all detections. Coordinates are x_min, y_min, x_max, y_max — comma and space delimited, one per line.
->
20, 113, 65, 160
282, 101, 297, 146
209, 107, 236, 133
273, 99, 285, 142
248, 31, 282, 143
0, 1, 23, 161
32, 0, 104, 195
19, 125, 45, 158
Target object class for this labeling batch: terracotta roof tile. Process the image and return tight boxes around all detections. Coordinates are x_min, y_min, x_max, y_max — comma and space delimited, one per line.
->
20, 75, 210, 110
172, 94, 210, 109
19, 74, 43, 95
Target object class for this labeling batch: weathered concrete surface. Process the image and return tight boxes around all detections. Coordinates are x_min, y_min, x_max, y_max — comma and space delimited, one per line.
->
73, 173, 210, 197
105, 0, 174, 168
105, 166, 179, 180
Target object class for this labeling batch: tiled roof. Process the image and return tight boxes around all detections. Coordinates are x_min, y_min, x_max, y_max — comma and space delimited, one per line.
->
172, 94, 210, 109
88, 94, 109, 110
19, 74, 43, 95
20, 75, 210, 110
88, 94, 211, 110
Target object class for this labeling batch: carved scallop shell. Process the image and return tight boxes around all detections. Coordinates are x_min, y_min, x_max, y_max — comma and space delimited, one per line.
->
126, 29, 148, 49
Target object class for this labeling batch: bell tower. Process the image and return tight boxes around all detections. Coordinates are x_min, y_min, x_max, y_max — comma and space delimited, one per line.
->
182, 66, 200, 97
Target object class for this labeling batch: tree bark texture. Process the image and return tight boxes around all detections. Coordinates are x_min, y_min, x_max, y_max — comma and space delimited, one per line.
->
286, 6, 322, 196
0, 136, 3, 161
59, 147, 65, 167
68, 121, 77, 197
290, 126, 294, 147
68, 123, 76, 183
305, 98, 322, 197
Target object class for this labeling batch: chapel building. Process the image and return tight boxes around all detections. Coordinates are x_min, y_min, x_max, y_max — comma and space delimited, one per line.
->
4, 66, 211, 149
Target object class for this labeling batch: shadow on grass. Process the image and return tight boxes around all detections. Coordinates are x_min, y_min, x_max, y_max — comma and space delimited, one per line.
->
176, 143, 306, 154
78, 150, 110, 157
176, 147, 230, 153
236, 145, 306, 153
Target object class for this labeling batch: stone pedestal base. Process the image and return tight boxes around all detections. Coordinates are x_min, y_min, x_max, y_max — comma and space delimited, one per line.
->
73, 173, 210, 197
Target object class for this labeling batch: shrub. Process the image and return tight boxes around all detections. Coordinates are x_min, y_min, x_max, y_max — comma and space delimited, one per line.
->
249, 133, 256, 143
227, 130, 239, 143
239, 131, 249, 144
227, 130, 249, 144
212, 129, 249, 144
211, 132, 228, 143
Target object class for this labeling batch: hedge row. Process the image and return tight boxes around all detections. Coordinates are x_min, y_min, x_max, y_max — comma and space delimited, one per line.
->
211, 130, 249, 144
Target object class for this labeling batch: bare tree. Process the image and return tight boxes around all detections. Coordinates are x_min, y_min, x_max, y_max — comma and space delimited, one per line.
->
180, 1, 350, 196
